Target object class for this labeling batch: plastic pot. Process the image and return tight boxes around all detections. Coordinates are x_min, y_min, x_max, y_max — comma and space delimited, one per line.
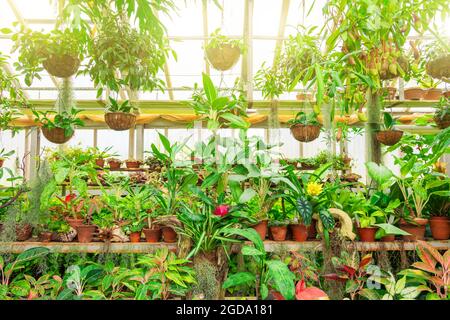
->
252, 220, 268, 240
270, 225, 288, 241
429, 216, 450, 240
357, 227, 378, 242
290, 224, 308, 242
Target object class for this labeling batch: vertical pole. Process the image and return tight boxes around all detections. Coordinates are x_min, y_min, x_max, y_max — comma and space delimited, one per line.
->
365, 90, 382, 182
129, 127, 135, 159
241, 0, 254, 105
202, 0, 210, 75
28, 127, 40, 181
136, 125, 144, 161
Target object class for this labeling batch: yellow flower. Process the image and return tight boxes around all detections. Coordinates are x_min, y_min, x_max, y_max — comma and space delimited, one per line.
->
306, 181, 323, 196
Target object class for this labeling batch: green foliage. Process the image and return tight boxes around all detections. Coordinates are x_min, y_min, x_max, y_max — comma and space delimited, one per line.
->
205, 28, 244, 51
287, 111, 321, 126
105, 97, 137, 113
32, 107, 85, 138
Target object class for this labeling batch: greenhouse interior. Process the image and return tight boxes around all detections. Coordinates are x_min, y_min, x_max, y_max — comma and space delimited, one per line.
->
0, 0, 449, 303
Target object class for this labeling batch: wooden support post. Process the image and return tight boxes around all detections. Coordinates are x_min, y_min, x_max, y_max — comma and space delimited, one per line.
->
28, 127, 40, 181
128, 127, 135, 159
241, 0, 254, 105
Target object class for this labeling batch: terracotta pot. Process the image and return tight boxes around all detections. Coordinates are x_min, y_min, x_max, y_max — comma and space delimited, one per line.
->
143, 228, 161, 243
66, 218, 84, 229
404, 87, 425, 100
357, 227, 378, 242
308, 220, 317, 240
434, 114, 450, 130
270, 225, 288, 241
129, 231, 142, 243
382, 87, 397, 100
42, 54, 80, 78
400, 219, 428, 241
429, 216, 450, 240
443, 91, 450, 98
0, 159, 4, 168
39, 232, 52, 242
376, 130, 403, 146
95, 158, 105, 168
16, 224, 33, 241
290, 124, 321, 142
104, 112, 136, 131
126, 161, 142, 169
252, 220, 268, 240
108, 161, 122, 170
41, 127, 74, 144
205, 44, 241, 71
76, 225, 96, 243
162, 227, 177, 243
423, 88, 442, 100
290, 224, 308, 242
381, 234, 396, 242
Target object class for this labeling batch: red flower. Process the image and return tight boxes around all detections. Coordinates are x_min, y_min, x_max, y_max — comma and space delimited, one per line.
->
64, 193, 76, 203
214, 205, 229, 217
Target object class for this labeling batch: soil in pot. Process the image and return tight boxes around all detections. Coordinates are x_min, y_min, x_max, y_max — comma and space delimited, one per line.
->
143, 228, 161, 243
423, 88, 442, 100
376, 130, 403, 146
162, 227, 177, 243
129, 231, 142, 243
290, 124, 321, 142
290, 224, 308, 242
270, 226, 288, 241
15, 224, 33, 241
252, 220, 268, 240
381, 234, 396, 242
404, 88, 425, 100
41, 127, 74, 144
429, 216, 450, 240
76, 225, 96, 243
357, 227, 378, 242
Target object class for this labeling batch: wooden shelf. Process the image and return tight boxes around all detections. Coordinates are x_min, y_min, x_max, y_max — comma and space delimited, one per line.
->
0, 240, 448, 254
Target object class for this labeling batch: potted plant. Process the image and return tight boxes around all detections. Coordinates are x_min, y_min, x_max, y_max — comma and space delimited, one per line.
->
122, 186, 152, 243
32, 107, 84, 144
433, 97, 450, 129
426, 176, 450, 240
205, 29, 243, 71
354, 207, 383, 242
285, 199, 309, 242
107, 158, 122, 170
104, 97, 137, 131
125, 159, 142, 169
10, 28, 85, 83
268, 199, 289, 241
75, 198, 100, 243
376, 112, 403, 146
288, 112, 322, 142
89, 146, 116, 168
143, 210, 162, 243
246, 196, 269, 240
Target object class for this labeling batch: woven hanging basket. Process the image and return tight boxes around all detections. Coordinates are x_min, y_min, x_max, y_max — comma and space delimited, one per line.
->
42, 54, 80, 78
426, 54, 450, 80
290, 124, 321, 142
105, 112, 136, 131
434, 114, 450, 129
376, 130, 403, 146
205, 44, 241, 71
41, 127, 74, 144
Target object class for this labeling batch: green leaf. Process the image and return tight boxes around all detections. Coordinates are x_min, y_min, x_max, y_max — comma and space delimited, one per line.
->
319, 209, 335, 230
265, 260, 295, 300
220, 113, 249, 129
241, 245, 264, 256
296, 196, 313, 225
239, 188, 257, 203
374, 223, 410, 236
223, 272, 256, 289
366, 162, 394, 185
202, 73, 217, 103
222, 228, 265, 253
54, 167, 70, 184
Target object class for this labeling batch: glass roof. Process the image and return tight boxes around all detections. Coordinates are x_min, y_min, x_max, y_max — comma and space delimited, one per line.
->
1, 0, 449, 102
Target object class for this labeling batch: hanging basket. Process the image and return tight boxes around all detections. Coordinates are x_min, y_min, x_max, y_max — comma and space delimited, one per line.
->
41, 127, 74, 144
205, 44, 241, 71
434, 114, 450, 129
426, 54, 450, 80
376, 130, 403, 146
290, 124, 321, 142
105, 112, 136, 131
42, 54, 80, 78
